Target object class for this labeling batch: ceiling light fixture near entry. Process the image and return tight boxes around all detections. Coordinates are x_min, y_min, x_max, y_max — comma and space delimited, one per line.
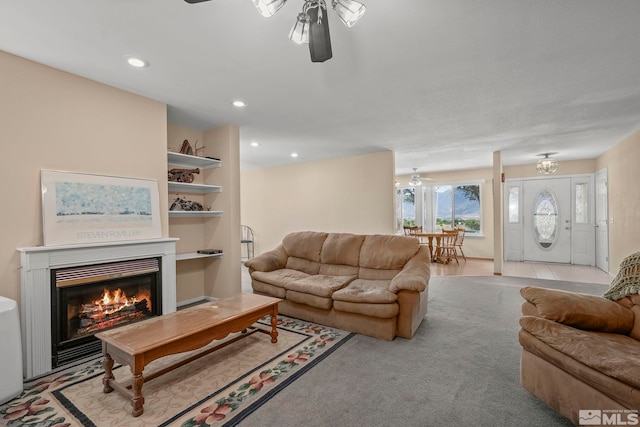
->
536, 152, 559, 175
232, 100, 247, 107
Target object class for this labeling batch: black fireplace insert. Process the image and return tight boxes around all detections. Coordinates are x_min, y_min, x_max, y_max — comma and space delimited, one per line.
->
51, 258, 162, 368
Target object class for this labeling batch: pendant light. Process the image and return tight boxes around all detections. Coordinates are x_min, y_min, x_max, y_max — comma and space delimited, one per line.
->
536, 153, 559, 175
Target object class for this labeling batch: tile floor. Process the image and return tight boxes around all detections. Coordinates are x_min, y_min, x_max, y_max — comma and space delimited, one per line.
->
431, 258, 613, 285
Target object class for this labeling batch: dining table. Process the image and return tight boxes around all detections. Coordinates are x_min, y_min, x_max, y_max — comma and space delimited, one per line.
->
410, 232, 448, 263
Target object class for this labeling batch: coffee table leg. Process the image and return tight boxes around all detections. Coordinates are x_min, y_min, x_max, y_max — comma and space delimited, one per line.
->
131, 371, 145, 417
270, 305, 279, 343
102, 352, 114, 393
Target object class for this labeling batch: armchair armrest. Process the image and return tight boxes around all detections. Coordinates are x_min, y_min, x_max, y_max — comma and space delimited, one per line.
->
389, 246, 430, 293
520, 286, 634, 334
244, 244, 288, 272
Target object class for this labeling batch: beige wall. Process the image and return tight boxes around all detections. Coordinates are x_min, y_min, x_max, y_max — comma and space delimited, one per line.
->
0, 51, 168, 303
203, 125, 242, 298
596, 131, 640, 272
241, 151, 396, 255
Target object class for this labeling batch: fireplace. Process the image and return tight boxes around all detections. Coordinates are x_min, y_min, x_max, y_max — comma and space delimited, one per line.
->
19, 238, 177, 379
51, 258, 162, 368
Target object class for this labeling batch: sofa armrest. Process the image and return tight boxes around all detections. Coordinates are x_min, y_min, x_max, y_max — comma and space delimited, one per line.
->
244, 244, 288, 272
389, 246, 430, 293
520, 286, 634, 334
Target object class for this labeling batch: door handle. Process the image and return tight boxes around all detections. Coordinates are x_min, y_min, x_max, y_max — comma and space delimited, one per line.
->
565, 227, 571, 230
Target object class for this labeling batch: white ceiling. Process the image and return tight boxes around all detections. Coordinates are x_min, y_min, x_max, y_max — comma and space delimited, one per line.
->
2, 0, 639, 174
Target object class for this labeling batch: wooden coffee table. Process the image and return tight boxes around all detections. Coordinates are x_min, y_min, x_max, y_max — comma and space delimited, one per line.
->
95, 293, 280, 417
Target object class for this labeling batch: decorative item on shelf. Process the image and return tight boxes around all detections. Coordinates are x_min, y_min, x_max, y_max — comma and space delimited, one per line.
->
197, 249, 223, 254
169, 197, 204, 211
194, 140, 206, 157
168, 168, 200, 183
180, 139, 194, 155
536, 152, 559, 175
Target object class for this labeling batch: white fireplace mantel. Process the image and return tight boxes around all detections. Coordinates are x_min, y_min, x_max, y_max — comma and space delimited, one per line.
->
17, 238, 178, 379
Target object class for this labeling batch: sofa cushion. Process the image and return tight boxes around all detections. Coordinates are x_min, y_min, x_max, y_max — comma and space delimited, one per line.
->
520, 286, 634, 334
285, 257, 321, 275
358, 235, 419, 280
251, 280, 287, 298
282, 231, 328, 262
319, 264, 360, 277
520, 316, 640, 390
333, 301, 399, 319
251, 269, 310, 288
286, 290, 333, 310
286, 275, 356, 297
320, 233, 366, 266
332, 279, 398, 304
358, 267, 402, 281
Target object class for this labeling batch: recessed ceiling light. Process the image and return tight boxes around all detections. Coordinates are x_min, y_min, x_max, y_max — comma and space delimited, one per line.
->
250, 142, 260, 147
125, 56, 149, 68
232, 100, 247, 107
291, 152, 299, 158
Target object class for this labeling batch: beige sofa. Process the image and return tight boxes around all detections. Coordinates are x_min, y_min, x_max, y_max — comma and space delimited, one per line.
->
518, 286, 640, 424
244, 231, 431, 340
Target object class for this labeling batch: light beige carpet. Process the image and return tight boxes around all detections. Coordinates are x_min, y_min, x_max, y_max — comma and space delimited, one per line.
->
0, 316, 353, 427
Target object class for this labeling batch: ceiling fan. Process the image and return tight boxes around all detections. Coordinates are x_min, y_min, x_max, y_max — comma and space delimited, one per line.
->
184, 0, 367, 63
408, 168, 435, 186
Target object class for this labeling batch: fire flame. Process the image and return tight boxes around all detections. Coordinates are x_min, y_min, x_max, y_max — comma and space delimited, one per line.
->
92, 288, 152, 315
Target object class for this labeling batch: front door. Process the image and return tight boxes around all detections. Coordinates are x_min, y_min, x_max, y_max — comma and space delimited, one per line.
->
523, 178, 571, 263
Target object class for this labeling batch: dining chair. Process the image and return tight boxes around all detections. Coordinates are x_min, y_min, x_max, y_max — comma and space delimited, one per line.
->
438, 229, 459, 264
403, 225, 422, 235
454, 227, 467, 261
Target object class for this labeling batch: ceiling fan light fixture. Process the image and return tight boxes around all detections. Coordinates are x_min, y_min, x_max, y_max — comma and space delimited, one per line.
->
408, 168, 422, 186
288, 12, 310, 44
252, 0, 287, 18
536, 152, 559, 175
409, 175, 422, 187
331, 0, 366, 28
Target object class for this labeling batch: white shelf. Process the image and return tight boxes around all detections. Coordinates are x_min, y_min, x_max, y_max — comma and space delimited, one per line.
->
168, 152, 221, 169
168, 210, 223, 218
168, 182, 222, 194
176, 252, 224, 261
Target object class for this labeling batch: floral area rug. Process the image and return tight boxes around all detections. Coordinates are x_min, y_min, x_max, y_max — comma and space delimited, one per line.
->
0, 316, 353, 427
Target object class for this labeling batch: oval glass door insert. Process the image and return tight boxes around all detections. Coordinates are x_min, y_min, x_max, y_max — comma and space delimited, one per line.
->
533, 189, 558, 249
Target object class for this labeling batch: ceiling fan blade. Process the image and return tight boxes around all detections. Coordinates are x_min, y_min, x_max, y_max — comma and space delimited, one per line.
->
183, 0, 212, 3
307, 4, 332, 62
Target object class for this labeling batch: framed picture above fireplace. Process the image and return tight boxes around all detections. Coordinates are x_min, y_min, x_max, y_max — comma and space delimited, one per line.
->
41, 170, 162, 246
